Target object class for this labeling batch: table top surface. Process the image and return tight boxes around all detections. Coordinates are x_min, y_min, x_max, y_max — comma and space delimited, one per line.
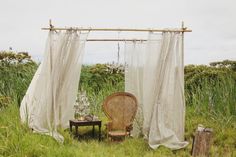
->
70, 119, 102, 123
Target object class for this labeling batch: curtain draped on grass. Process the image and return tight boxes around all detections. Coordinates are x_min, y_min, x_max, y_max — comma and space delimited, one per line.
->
20, 30, 88, 142
125, 32, 188, 149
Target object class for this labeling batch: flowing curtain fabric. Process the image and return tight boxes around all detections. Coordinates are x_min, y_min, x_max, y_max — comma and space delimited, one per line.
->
125, 32, 188, 149
125, 41, 146, 137
20, 30, 88, 142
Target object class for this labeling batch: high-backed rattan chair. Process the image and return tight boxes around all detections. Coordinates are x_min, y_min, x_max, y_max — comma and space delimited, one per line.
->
102, 92, 138, 141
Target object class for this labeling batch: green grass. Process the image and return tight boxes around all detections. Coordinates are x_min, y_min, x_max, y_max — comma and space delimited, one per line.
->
0, 102, 235, 157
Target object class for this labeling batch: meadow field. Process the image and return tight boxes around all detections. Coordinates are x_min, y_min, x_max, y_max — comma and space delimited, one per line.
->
0, 52, 235, 157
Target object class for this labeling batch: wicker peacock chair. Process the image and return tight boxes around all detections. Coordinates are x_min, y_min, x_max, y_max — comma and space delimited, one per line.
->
102, 92, 138, 141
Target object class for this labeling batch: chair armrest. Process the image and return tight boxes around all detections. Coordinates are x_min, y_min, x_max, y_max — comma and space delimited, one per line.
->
125, 123, 133, 132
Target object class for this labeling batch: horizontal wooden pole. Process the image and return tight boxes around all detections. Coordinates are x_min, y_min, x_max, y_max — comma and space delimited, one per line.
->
86, 39, 147, 42
41, 27, 192, 32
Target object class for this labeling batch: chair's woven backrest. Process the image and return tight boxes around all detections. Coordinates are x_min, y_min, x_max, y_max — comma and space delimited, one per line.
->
103, 92, 138, 130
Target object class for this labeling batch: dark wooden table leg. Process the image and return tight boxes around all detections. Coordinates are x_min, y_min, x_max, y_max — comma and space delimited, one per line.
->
92, 125, 95, 138
75, 126, 78, 138
99, 123, 101, 141
69, 122, 72, 133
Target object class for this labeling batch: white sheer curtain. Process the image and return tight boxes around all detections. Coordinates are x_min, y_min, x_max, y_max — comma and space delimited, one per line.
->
125, 41, 146, 137
20, 30, 88, 142
125, 32, 188, 149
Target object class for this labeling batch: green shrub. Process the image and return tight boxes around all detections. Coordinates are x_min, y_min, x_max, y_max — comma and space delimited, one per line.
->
0, 51, 37, 106
80, 64, 124, 94
185, 63, 236, 117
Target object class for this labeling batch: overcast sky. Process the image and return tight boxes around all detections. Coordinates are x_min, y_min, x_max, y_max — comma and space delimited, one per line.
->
0, 0, 235, 64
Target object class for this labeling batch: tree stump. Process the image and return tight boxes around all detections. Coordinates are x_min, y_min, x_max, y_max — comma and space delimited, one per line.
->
191, 125, 213, 157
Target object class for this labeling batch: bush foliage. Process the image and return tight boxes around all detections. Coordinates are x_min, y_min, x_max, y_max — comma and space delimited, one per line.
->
80, 63, 124, 93
0, 51, 37, 105
185, 63, 236, 117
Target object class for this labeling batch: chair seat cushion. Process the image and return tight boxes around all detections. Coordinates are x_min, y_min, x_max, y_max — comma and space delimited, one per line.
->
108, 130, 127, 137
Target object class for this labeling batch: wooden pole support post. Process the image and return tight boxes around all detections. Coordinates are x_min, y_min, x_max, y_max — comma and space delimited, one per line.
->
49, 19, 54, 31
191, 125, 213, 157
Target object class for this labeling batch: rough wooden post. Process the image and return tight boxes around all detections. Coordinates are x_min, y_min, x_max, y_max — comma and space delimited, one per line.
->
191, 125, 213, 157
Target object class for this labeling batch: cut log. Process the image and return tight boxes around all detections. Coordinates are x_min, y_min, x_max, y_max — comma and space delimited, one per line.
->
191, 125, 213, 157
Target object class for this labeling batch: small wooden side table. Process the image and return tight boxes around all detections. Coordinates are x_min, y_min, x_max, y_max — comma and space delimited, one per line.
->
69, 120, 102, 141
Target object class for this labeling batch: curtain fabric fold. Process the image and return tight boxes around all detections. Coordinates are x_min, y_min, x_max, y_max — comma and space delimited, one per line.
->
125, 32, 188, 149
20, 30, 88, 142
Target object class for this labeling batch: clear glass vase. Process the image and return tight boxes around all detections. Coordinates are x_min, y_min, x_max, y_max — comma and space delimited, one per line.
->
74, 105, 80, 120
